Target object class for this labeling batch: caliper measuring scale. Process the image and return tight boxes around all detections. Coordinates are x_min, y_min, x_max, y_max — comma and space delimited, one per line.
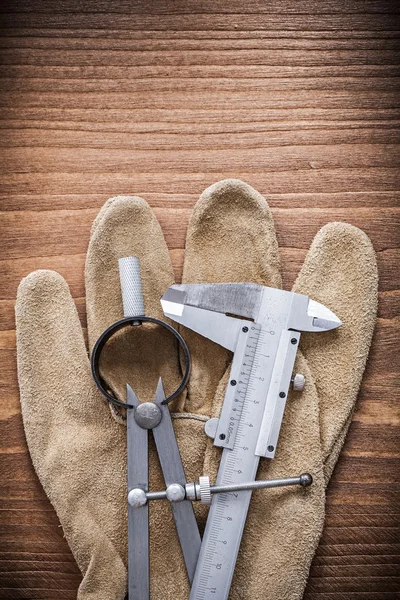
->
192, 324, 278, 600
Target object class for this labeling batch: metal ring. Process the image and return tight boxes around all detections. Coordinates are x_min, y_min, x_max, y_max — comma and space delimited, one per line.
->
91, 316, 191, 409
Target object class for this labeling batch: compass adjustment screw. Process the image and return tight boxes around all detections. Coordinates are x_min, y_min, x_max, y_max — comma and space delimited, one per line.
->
291, 373, 306, 391
166, 483, 186, 503
128, 488, 147, 508
199, 476, 212, 505
131, 473, 313, 508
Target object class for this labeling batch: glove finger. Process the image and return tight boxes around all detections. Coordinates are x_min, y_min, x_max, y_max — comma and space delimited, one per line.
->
16, 270, 98, 415
16, 270, 127, 598
182, 179, 281, 415
85, 196, 183, 407
292, 222, 378, 479
179, 182, 327, 599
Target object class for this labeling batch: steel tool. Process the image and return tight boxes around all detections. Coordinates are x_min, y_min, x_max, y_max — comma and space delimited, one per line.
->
127, 378, 201, 597
92, 260, 340, 599
91, 257, 200, 599
128, 472, 312, 505
161, 282, 342, 600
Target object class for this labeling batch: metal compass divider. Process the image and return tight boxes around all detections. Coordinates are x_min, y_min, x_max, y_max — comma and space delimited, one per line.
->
126, 378, 201, 596
91, 256, 200, 598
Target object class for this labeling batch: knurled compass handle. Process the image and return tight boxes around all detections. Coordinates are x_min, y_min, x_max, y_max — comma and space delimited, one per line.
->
118, 256, 145, 319
91, 256, 191, 408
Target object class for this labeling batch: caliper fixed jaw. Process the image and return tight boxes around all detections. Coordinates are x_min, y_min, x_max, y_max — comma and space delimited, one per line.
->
161, 285, 252, 352
161, 283, 342, 334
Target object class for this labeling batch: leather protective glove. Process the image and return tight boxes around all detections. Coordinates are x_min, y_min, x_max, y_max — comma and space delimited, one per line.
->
16, 182, 377, 599
180, 180, 378, 599
17, 196, 201, 599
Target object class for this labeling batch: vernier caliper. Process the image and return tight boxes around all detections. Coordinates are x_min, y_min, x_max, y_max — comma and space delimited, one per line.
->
160, 282, 342, 600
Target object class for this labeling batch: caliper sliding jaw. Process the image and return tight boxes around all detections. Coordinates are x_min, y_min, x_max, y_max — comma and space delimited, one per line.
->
161, 282, 341, 600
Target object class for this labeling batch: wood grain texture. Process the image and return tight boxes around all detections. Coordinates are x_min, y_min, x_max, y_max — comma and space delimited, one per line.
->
0, 1, 399, 598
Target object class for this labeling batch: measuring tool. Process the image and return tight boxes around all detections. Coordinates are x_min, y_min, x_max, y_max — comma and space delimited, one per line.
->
91, 257, 199, 598
126, 378, 201, 597
161, 282, 342, 600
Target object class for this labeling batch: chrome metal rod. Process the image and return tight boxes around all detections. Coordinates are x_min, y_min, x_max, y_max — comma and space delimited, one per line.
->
211, 473, 312, 495
129, 473, 313, 507
146, 490, 168, 501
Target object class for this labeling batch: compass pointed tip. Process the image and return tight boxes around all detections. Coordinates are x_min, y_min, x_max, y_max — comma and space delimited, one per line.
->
126, 384, 139, 406
155, 377, 166, 402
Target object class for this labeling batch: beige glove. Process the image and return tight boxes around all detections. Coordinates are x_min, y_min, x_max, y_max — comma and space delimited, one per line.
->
16, 195, 206, 599
16, 182, 377, 599
180, 180, 378, 599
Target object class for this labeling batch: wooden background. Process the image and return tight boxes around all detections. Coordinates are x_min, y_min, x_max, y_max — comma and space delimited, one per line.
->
0, 1, 399, 598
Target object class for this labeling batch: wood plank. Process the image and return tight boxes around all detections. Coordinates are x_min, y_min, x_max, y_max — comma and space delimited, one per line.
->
3, 128, 400, 152
307, 576, 400, 594
2, 168, 399, 198
340, 423, 399, 458
310, 565, 400, 579
0, 0, 398, 597
1, 1, 399, 15
1, 28, 399, 42
0, 12, 398, 32
3, 144, 397, 173
0, 208, 398, 261
1, 36, 400, 53
1, 90, 399, 111
2, 48, 400, 68
1, 64, 400, 83
0, 591, 77, 600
